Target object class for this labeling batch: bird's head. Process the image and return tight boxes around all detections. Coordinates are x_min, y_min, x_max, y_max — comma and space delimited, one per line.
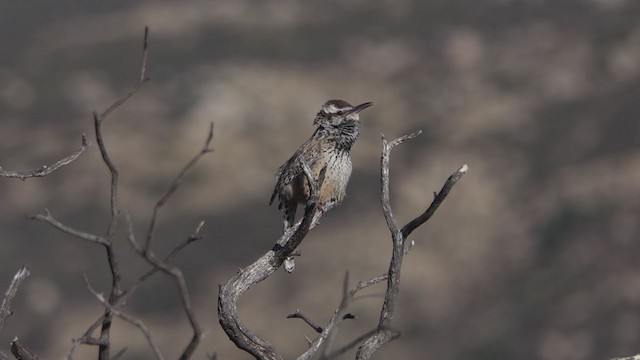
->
313, 99, 373, 127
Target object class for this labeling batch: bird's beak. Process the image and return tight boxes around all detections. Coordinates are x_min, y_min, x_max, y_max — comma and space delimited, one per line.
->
348, 102, 373, 114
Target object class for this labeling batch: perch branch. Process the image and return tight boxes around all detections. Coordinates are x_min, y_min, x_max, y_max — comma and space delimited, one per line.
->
0, 135, 89, 180
355, 131, 468, 359
218, 159, 324, 360
0, 266, 31, 334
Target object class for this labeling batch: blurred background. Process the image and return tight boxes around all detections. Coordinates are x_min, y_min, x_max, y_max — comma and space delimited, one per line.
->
1, 1, 640, 359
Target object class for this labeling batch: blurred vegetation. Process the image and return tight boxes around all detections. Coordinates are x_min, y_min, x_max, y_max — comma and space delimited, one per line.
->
1, 1, 640, 359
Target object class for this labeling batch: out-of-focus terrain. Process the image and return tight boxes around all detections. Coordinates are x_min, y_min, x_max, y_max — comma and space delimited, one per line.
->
1, 1, 640, 359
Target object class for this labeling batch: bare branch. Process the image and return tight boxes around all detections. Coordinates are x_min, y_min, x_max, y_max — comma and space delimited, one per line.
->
32, 26, 150, 360
354, 131, 467, 359
123, 124, 212, 360
0, 134, 89, 180
218, 159, 324, 360
122, 218, 205, 304
401, 163, 469, 241
0, 266, 31, 334
86, 26, 151, 360
65, 316, 107, 360
128, 232, 203, 360
286, 310, 323, 333
97, 26, 150, 123
144, 122, 214, 253
324, 327, 395, 360
110, 347, 127, 360
27, 209, 109, 246
10, 339, 38, 360
84, 276, 164, 360
298, 274, 387, 360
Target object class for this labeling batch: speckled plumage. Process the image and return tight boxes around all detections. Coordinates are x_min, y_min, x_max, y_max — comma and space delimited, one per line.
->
270, 99, 372, 231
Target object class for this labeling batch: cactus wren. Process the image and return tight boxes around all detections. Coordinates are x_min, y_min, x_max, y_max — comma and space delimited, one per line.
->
270, 99, 372, 271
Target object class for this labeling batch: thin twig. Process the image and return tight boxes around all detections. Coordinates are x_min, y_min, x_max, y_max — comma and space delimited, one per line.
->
98, 27, 150, 123
324, 327, 395, 360
65, 316, 107, 360
286, 310, 323, 333
144, 122, 213, 253
401, 164, 469, 250
84, 276, 164, 360
110, 347, 128, 360
122, 218, 205, 304
128, 232, 203, 360
0, 134, 89, 180
0, 266, 31, 334
297, 273, 387, 360
27, 209, 109, 246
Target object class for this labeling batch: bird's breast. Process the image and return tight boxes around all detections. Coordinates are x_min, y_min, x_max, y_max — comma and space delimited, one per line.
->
318, 151, 352, 205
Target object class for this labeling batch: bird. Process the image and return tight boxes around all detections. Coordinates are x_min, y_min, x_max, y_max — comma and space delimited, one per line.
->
270, 99, 372, 272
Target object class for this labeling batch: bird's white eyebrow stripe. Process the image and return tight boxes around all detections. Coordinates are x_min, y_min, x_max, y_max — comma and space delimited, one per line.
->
324, 105, 341, 114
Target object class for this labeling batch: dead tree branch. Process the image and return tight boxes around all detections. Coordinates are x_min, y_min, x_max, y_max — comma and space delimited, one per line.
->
65, 316, 106, 360
0, 266, 31, 334
84, 276, 164, 360
0, 135, 89, 180
27, 209, 109, 246
125, 123, 213, 360
26, 26, 151, 360
218, 160, 325, 360
86, 123, 213, 360
79, 25, 150, 360
63, 216, 205, 360
297, 273, 387, 360
10, 339, 38, 360
286, 310, 324, 333
219, 129, 466, 360
144, 122, 214, 253
355, 131, 468, 359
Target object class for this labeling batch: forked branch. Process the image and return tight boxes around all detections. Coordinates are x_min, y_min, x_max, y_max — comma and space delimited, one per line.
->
355, 132, 468, 359
127, 122, 213, 360
26, 26, 151, 360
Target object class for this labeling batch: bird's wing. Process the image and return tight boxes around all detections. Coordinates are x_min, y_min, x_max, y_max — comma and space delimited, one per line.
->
269, 141, 322, 206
